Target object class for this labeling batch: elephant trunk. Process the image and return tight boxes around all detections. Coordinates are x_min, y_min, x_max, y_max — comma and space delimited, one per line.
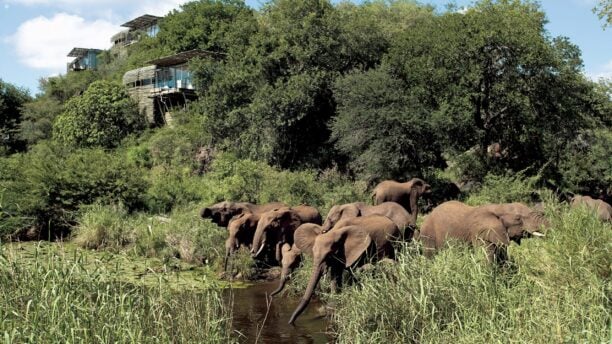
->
251, 230, 266, 257
224, 239, 233, 272
223, 253, 230, 272
289, 261, 326, 325
409, 184, 419, 226
321, 219, 332, 233
270, 266, 290, 297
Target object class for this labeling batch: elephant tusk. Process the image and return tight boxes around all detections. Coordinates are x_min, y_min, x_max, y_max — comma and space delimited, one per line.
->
254, 240, 266, 257
531, 231, 545, 237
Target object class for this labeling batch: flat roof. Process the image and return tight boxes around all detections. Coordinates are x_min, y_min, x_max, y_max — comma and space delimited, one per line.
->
121, 14, 161, 30
67, 48, 103, 57
146, 49, 224, 67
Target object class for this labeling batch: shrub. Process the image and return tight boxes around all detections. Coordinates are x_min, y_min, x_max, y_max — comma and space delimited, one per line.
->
145, 166, 210, 213
465, 172, 540, 206
558, 129, 612, 196
0, 143, 148, 238
72, 204, 142, 250
53, 80, 144, 148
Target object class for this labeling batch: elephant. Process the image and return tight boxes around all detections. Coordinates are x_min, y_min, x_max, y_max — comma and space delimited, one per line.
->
321, 202, 414, 240
288, 215, 400, 325
223, 212, 260, 271
200, 201, 286, 227
571, 195, 612, 222
419, 201, 547, 263
372, 178, 431, 226
250, 205, 322, 263
269, 223, 324, 297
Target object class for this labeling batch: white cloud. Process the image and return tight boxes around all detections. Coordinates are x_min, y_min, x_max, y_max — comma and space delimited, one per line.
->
131, 0, 190, 17
588, 60, 612, 81
6, 0, 189, 16
8, 13, 119, 70
456, 6, 469, 15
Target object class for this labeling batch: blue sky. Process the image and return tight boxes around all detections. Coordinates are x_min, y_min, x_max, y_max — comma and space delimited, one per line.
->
0, 0, 610, 96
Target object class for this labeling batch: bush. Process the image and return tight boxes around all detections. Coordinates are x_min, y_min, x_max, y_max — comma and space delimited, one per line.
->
558, 129, 612, 196
72, 204, 142, 250
0, 143, 148, 238
53, 80, 144, 148
145, 166, 210, 213
464, 172, 540, 206
328, 207, 610, 343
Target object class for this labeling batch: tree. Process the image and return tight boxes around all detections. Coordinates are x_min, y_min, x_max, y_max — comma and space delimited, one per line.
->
594, 0, 612, 28
384, 0, 607, 180
53, 80, 144, 148
157, 0, 257, 54
331, 68, 444, 182
0, 79, 31, 155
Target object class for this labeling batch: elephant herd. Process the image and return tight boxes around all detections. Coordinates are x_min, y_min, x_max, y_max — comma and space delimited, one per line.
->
200, 178, 611, 325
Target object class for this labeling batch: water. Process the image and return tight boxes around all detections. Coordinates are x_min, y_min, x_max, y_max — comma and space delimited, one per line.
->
227, 281, 331, 343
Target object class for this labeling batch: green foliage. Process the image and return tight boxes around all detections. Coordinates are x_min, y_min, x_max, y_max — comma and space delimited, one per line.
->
73, 203, 139, 250
383, 0, 606, 181
0, 243, 234, 343
328, 207, 610, 343
19, 97, 62, 146
204, 153, 367, 211
558, 129, 612, 195
332, 67, 444, 181
594, 0, 612, 27
38, 71, 100, 103
73, 203, 227, 266
158, 0, 256, 54
464, 172, 539, 205
0, 79, 31, 155
53, 80, 144, 148
0, 143, 148, 238
145, 167, 209, 213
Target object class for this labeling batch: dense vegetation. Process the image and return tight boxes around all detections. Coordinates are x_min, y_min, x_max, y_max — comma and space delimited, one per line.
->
0, 0, 610, 342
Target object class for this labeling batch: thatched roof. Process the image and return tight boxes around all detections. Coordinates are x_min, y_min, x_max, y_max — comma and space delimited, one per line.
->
123, 65, 156, 84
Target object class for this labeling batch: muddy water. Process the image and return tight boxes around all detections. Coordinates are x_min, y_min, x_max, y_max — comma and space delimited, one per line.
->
227, 281, 331, 343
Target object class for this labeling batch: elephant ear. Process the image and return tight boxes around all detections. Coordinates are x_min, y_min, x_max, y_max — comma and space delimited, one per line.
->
483, 222, 510, 246
280, 210, 302, 233
294, 224, 319, 254
342, 204, 361, 219
342, 227, 372, 268
499, 214, 522, 228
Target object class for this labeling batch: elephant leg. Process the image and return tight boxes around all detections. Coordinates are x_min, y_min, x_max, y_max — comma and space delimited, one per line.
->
485, 244, 508, 265
329, 263, 344, 294
275, 243, 282, 263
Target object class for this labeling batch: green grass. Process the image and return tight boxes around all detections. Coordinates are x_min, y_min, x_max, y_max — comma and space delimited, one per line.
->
0, 242, 237, 343
323, 206, 610, 343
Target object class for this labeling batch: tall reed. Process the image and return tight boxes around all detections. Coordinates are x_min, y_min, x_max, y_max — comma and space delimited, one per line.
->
0, 243, 236, 343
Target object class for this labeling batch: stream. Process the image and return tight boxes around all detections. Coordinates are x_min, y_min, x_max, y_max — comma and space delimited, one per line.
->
227, 281, 331, 343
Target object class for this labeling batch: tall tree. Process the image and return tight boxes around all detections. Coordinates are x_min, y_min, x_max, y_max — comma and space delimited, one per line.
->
0, 79, 31, 155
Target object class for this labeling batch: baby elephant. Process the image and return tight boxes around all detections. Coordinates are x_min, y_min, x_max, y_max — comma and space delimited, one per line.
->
571, 195, 612, 222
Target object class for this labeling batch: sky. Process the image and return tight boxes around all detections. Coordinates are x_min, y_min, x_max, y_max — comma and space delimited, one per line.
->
0, 0, 610, 96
